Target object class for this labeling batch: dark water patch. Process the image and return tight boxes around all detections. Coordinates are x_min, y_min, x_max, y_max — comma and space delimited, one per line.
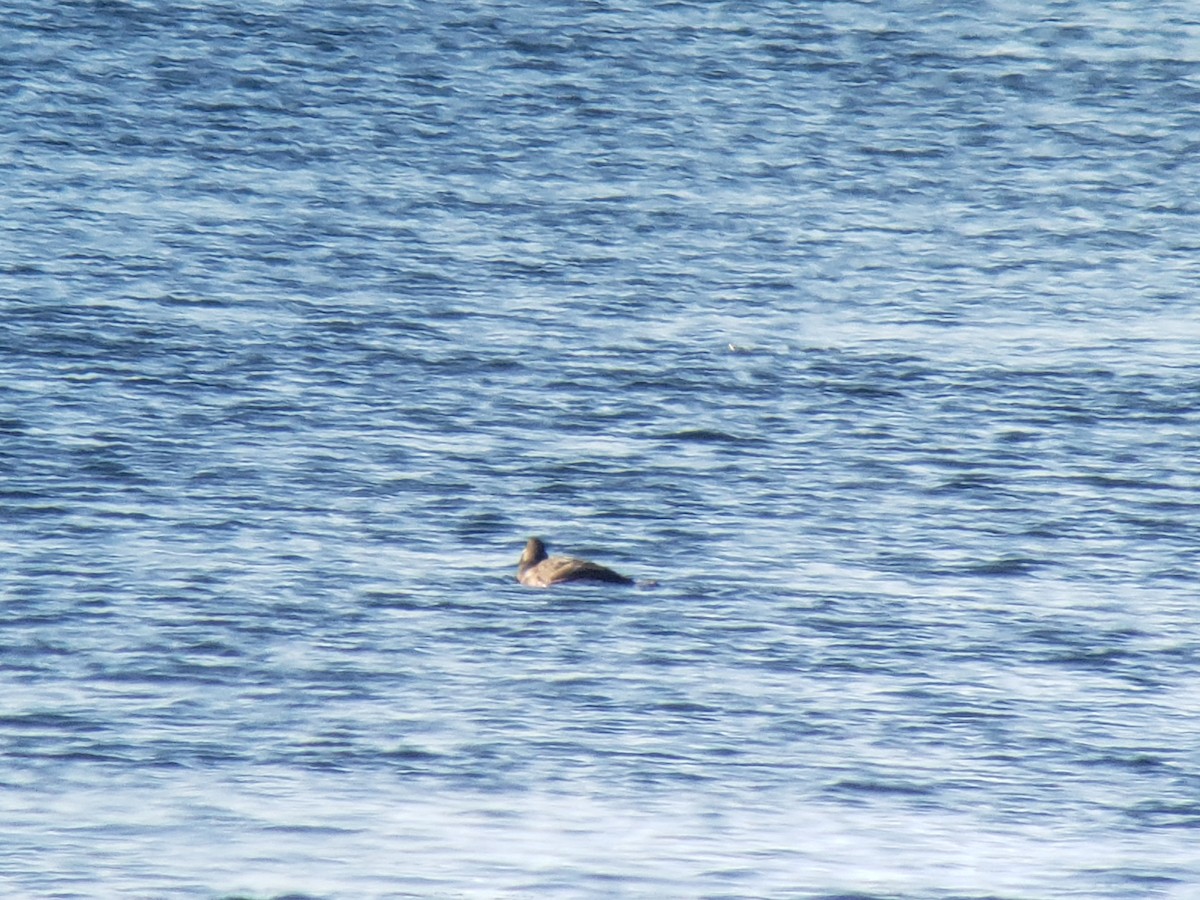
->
1125, 800, 1200, 830
359, 590, 427, 611
663, 428, 753, 444
826, 777, 939, 799
1083, 753, 1171, 774
1044, 646, 1136, 670
0, 712, 107, 734
963, 557, 1046, 577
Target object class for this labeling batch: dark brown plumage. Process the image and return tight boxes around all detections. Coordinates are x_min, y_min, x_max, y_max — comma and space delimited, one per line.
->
516, 537, 634, 588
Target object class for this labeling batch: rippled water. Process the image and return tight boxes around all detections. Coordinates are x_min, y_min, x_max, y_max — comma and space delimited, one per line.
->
3, 1, 1200, 897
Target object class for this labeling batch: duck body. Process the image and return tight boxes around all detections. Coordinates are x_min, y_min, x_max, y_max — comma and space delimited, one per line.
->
517, 537, 634, 588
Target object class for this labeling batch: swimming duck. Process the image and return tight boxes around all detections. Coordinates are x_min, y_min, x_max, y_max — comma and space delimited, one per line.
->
516, 537, 634, 588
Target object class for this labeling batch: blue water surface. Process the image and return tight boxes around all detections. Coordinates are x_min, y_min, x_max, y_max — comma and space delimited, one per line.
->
3, 1, 1200, 897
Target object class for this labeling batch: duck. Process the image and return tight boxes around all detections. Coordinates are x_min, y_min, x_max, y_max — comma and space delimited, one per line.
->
516, 537, 634, 588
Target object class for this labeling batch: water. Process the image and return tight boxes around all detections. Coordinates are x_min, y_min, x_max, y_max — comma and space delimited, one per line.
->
3, 1, 1200, 897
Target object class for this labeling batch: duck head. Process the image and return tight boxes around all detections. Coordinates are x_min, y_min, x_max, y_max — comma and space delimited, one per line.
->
518, 537, 548, 574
